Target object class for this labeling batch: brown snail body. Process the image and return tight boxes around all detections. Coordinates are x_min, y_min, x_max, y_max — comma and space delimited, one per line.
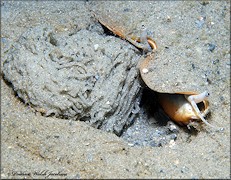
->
157, 92, 209, 126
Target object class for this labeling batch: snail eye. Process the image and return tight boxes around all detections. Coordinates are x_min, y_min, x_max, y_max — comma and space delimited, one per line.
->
187, 106, 193, 112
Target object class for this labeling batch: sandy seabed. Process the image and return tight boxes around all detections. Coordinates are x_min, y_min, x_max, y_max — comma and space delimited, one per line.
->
1, 1, 230, 179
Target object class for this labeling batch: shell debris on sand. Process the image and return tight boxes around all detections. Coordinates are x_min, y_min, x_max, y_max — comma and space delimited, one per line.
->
142, 68, 149, 74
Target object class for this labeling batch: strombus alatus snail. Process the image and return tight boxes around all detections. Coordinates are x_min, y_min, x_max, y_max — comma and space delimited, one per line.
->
94, 12, 223, 131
